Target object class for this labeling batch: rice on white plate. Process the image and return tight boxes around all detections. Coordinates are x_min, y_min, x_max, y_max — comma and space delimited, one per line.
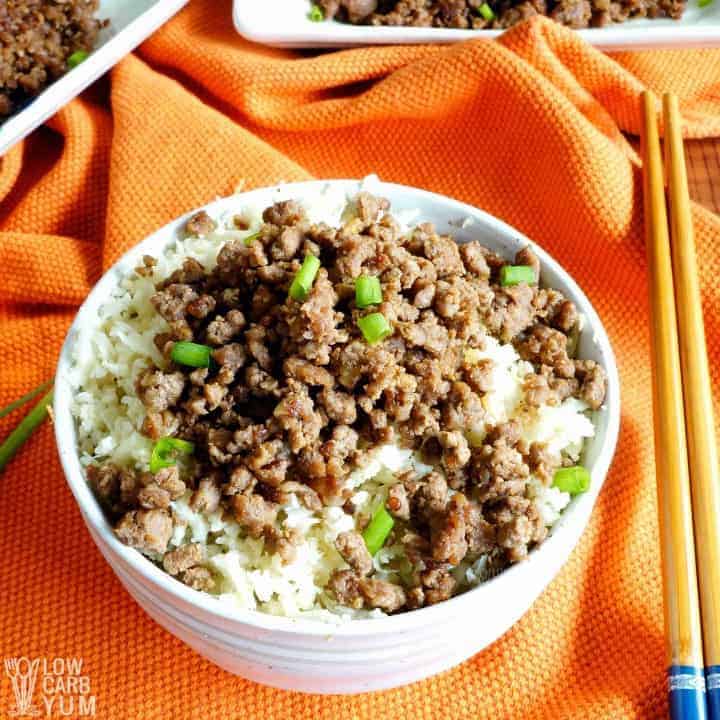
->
69, 180, 597, 622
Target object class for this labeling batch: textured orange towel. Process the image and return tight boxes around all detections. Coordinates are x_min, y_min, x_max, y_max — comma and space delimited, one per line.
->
2, 1, 720, 717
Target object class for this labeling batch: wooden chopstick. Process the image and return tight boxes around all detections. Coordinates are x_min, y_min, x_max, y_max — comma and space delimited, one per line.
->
664, 93, 720, 720
641, 90, 708, 720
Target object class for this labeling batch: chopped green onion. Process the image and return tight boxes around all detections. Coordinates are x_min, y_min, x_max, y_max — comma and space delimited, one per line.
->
308, 3, 325, 20
171, 341, 213, 368
477, 2, 496, 20
0, 388, 53, 474
150, 437, 195, 474
67, 50, 89, 69
244, 231, 261, 246
553, 466, 590, 495
699, 0, 712, 7
355, 275, 383, 308
357, 312, 392, 345
289, 254, 321, 301
363, 503, 395, 556
500, 265, 536, 287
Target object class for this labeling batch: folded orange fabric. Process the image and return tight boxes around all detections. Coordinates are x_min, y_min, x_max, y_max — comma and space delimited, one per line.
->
2, 2, 720, 718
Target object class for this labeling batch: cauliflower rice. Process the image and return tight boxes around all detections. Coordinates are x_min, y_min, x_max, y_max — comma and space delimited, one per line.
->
68, 183, 597, 621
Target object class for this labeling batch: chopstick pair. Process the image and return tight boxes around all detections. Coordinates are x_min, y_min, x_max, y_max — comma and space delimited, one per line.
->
641, 91, 720, 720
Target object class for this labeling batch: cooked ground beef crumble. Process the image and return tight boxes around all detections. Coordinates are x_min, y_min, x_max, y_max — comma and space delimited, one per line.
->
0, 0, 105, 118
88, 192, 606, 613
317, 0, 685, 31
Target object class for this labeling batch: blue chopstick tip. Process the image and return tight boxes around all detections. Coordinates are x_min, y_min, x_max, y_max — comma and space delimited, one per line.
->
668, 666, 708, 720
706, 665, 719, 720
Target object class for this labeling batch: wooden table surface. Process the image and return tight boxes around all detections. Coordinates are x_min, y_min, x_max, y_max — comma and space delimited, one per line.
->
687, 140, 720, 214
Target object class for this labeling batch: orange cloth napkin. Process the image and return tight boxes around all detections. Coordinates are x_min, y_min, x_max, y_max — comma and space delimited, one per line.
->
2, 1, 720, 717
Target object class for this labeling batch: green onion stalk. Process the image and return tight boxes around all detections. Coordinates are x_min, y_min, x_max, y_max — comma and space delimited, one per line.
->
171, 341, 213, 368
500, 264, 536, 287
0, 388, 54, 473
355, 275, 383, 308
358, 312, 392, 345
553, 465, 590, 495
150, 437, 195, 474
289, 255, 321, 301
363, 503, 395, 555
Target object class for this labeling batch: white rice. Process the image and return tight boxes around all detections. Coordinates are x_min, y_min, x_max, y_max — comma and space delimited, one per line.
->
68, 183, 597, 621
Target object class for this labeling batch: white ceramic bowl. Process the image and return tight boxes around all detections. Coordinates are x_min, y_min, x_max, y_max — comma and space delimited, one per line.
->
54, 179, 620, 695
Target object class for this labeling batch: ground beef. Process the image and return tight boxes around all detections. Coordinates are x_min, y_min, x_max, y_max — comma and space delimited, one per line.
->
181, 566, 215, 591
231, 494, 278, 537
317, 0, 684, 29
277, 480, 322, 511
517, 324, 575, 378
462, 358, 494, 394
575, 359, 608, 409
464, 500, 496, 555
162, 543, 205, 576
0, 1, 105, 117
359, 577, 407, 612
185, 211, 216, 237
114, 509, 173, 555
273, 381, 324, 452
335, 530, 374, 576
206, 310, 246, 346
94, 192, 607, 614
437, 430, 471, 472
431, 494, 469, 564
86, 463, 138, 516
527, 442, 561, 486
523, 369, 578, 407
387, 482, 411, 520
441, 381, 485, 432
484, 284, 537, 342
415, 471, 449, 519
136, 369, 185, 412
551, 299, 578, 334
137, 466, 186, 510
421, 564, 456, 605
189, 477, 221, 513
319, 387, 357, 424
328, 569, 364, 609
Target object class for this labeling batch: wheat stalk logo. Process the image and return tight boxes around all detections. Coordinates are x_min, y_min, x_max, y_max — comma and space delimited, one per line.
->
4, 657, 41, 717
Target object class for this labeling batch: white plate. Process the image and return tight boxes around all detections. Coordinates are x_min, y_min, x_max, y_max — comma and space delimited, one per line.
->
234, 0, 720, 50
0, 0, 188, 157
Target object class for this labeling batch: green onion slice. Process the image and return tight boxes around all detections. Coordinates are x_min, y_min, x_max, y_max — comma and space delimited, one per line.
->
244, 231, 261, 246
150, 437, 195, 474
500, 264, 536, 287
308, 3, 325, 20
362, 503, 395, 556
358, 312, 392, 345
289, 254, 321, 301
552, 465, 590, 495
68, 50, 89, 69
478, 2, 496, 20
699, 0, 712, 7
171, 341, 213, 368
355, 275, 383, 309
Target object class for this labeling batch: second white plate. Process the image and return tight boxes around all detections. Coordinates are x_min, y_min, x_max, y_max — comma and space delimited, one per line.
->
234, 0, 720, 50
0, 0, 188, 158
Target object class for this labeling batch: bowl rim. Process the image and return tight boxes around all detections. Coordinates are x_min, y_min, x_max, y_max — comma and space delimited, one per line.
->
54, 178, 621, 637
